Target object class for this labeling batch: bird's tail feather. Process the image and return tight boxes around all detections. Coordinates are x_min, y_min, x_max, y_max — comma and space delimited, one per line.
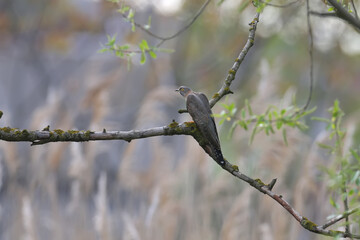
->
214, 148, 225, 166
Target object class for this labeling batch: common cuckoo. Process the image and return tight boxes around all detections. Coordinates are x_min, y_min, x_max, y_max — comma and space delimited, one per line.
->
176, 86, 225, 166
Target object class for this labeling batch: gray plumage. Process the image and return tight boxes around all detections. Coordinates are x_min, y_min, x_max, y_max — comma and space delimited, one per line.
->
176, 86, 225, 165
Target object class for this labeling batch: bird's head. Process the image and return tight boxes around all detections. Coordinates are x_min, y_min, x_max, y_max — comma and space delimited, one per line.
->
175, 86, 192, 97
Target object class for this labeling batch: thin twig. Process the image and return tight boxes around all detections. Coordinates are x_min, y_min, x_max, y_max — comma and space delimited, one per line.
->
320, 207, 360, 229
303, 0, 313, 112
260, 0, 301, 8
350, 0, 359, 20
310, 11, 337, 18
119, 0, 212, 47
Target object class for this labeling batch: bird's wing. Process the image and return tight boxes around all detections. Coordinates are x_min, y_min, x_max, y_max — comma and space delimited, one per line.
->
186, 93, 221, 149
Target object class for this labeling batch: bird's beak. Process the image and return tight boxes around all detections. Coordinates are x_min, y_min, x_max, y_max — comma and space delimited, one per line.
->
175, 89, 179, 92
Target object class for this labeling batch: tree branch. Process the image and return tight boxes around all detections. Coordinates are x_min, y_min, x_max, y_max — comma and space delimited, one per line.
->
1, 6, 359, 239
119, 0, 212, 48
327, 0, 360, 30
310, 11, 337, 18
0, 122, 194, 146
179, 12, 260, 113
320, 207, 360, 229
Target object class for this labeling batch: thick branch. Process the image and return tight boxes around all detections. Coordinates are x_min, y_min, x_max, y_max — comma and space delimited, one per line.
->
0, 122, 194, 146
327, 0, 360, 30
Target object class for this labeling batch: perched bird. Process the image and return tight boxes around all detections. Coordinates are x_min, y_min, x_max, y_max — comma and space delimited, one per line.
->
176, 86, 225, 166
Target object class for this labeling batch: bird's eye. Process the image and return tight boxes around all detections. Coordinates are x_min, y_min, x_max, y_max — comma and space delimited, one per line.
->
180, 88, 184, 91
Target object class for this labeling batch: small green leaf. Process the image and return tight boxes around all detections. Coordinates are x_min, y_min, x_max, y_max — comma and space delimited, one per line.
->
120, 44, 129, 50
140, 51, 146, 64
318, 143, 334, 150
117, 6, 130, 14
249, 125, 258, 144
149, 50, 157, 59
351, 170, 360, 183
245, 99, 253, 115
241, 109, 246, 119
127, 9, 135, 19
228, 122, 237, 139
282, 128, 288, 146
115, 50, 124, 58
106, 34, 117, 46
329, 197, 339, 209
98, 48, 109, 53
328, 6, 335, 11
311, 117, 331, 123
131, 20, 136, 32
238, 120, 248, 130
140, 39, 150, 50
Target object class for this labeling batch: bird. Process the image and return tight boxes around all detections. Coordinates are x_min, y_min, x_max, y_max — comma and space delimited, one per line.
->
176, 86, 225, 166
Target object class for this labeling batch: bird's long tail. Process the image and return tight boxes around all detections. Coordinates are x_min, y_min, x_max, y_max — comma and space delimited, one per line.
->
214, 148, 225, 166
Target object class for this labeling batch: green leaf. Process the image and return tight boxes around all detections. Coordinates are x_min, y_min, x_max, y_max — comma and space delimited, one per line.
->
328, 6, 335, 11
228, 122, 237, 139
120, 44, 129, 50
245, 99, 253, 115
107, 0, 120, 3
221, 103, 230, 111
351, 170, 360, 184
140, 39, 150, 50
117, 6, 130, 14
329, 197, 339, 209
149, 50, 157, 59
311, 117, 331, 123
115, 50, 124, 58
106, 34, 117, 46
98, 47, 109, 53
282, 128, 288, 146
140, 51, 146, 64
249, 125, 258, 144
350, 149, 360, 162
238, 120, 248, 130
318, 143, 334, 151
276, 120, 283, 130
241, 109, 246, 119
127, 9, 135, 19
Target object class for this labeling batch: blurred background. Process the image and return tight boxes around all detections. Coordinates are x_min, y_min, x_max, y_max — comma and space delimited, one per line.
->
0, 0, 360, 239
